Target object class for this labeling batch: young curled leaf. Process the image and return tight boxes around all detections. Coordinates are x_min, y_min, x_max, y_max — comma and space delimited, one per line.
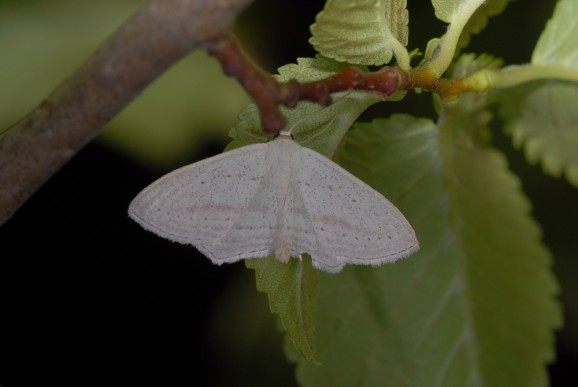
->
309, 0, 410, 68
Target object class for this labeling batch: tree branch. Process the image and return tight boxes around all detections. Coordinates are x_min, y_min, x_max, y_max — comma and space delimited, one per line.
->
0, 0, 253, 225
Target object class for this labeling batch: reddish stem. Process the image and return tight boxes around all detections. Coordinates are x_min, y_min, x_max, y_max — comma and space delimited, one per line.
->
210, 36, 402, 133
210, 37, 300, 133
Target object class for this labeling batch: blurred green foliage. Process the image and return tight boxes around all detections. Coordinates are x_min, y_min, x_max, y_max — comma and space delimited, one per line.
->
0, 0, 250, 168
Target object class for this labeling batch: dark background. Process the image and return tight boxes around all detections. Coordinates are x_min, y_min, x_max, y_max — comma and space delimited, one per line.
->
1, 0, 576, 386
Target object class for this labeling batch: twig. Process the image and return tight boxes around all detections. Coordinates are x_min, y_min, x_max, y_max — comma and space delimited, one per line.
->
0, 0, 253, 225
210, 36, 402, 133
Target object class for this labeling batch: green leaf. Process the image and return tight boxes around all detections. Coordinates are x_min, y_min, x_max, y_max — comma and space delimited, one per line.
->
230, 56, 384, 361
490, 0, 578, 187
431, 0, 484, 23
532, 0, 578, 68
309, 0, 410, 68
426, 0, 487, 76
430, 0, 511, 51
295, 57, 560, 386
495, 80, 578, 187
427, 0, 511, 64
458, 0, 511, 52
245, 256, 319, 362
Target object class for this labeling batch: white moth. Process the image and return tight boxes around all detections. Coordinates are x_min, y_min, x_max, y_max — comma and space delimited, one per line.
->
128, 132, 419, 273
